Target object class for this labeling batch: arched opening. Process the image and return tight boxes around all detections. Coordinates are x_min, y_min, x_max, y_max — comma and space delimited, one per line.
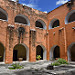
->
15, 14, 30, 25
67, 43, 75, 61
68, 12, 75, 23
65, 10, 75, 24
50, 45, 60, 60
49, 19, 60, 29
36, 45, 43, 60
35, 20, 46, 29
0, 43, 5, 62
36, 45, 46, 60
53, 46, 60, 59
13, 44, 29, 61
52, 20, 59, 28
0, 8, 7, 21
35, 21, 43, 28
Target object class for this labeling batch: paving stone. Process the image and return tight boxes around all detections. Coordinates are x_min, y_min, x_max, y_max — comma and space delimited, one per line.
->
0, 73, 10, 75
0, 61, 75, 75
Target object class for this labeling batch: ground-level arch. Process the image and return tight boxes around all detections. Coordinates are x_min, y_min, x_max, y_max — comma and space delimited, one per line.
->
0, 42, 5, 62
36, 45, 47, 60
50, 45, 60, 60
67, 42, 75, 61
13, 43, 29, 61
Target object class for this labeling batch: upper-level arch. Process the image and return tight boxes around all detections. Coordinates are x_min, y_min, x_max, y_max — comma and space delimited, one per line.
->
15, 14, 30, 25
65, 10, 75, 24
0, 8, 8, 21
35, 19, 46, 29
49, 18, 60, 29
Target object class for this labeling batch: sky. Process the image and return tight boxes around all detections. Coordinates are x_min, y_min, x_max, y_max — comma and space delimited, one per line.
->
11, 0, 70, 13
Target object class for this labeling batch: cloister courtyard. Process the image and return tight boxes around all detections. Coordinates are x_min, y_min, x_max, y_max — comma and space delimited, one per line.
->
0, 0, 75, 75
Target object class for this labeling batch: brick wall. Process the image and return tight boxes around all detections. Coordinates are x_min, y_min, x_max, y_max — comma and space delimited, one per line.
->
0, 0, 75, 63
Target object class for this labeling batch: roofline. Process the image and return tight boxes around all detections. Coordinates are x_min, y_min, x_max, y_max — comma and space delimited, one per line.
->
8, 0, 47, 14
6, 0, 70, 14
47, 1, 70, 14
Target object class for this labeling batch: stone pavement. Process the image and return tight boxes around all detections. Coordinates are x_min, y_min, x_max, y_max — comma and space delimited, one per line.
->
0, 61, 75, 75
0, 60, 52, 75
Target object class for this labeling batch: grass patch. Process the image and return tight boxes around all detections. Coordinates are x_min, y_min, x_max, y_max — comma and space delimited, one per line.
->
8, 63, 24, 70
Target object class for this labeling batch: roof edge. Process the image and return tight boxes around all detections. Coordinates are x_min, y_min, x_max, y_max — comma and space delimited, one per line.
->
47, 1, 70, 14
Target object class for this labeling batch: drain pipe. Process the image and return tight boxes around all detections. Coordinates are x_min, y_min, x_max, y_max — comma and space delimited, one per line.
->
64, 27, 67, 60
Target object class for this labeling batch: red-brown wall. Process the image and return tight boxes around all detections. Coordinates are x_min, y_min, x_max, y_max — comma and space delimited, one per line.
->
0, 0, 75, 64
47, 2, 75, 61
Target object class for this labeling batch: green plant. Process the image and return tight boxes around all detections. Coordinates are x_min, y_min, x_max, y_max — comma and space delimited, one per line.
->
0, 56, 2, 58
56, 58, 69, 64
8, 63, 24, 70
51, 58, 69, 66
36, 55, 41, 60
51, 62, 60, 66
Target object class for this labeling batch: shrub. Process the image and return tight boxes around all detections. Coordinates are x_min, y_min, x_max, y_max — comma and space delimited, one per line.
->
8, 63, 24, 70
51, 58, 69, 66
56, 58, 68, 64
36, 55, 41, 60
51, 62, 60, 66
0, 56, 2, 58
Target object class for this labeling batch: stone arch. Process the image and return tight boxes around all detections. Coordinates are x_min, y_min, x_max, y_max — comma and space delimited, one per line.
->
0, 42, 5, 62
67, 42, 75, 61
15, 14, 30, 25
13, 43, 29, 61
36, 45, 47, 60
35, 19, 46, 29
49, 18, 60, 29
50, 45, 60, 60
65, 10, 75, 24
0, 8, 8, 21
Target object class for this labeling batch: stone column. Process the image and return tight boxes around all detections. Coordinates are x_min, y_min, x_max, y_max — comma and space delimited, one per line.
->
29, 29, 36, 62
5, 25, 14, 64
46, 30, 49, 60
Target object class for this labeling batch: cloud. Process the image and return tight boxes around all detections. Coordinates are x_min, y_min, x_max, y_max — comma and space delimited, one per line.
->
11, 0, 41, 10
56, 0, 68, 5
22, 3, 37, 8
11, 0, 16, 2
22, 0, 38, 8
21, 0, 41, 10
44, 11, 47, 13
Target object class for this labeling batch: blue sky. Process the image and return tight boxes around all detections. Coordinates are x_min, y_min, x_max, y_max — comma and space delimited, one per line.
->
12, 0, 70, 13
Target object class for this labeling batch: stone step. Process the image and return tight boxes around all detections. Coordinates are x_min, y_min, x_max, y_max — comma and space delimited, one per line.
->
69, 62, 75, 65
0, 60, 51, 67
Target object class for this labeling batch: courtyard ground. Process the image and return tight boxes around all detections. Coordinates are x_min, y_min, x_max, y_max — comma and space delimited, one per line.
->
0, 61, 75, 75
